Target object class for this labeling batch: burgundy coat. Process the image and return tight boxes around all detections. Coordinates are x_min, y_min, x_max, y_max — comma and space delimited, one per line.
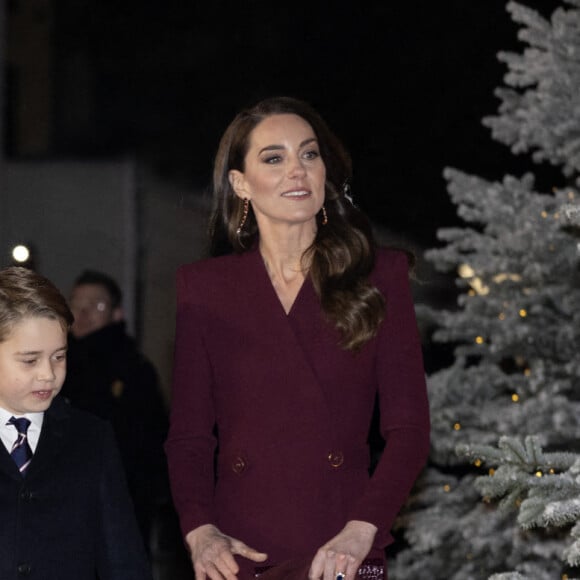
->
165, 247, 430, 577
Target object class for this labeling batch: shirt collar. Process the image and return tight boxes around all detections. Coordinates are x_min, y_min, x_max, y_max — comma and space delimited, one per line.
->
0, 407, 44, 429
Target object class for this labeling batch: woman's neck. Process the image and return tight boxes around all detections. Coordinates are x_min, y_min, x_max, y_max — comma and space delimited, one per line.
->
259, 243, 306, 285
257, 222, 316, 284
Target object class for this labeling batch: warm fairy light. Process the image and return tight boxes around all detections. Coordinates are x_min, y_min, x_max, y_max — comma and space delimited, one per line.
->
535, 470, 543, 477
524, 368, 531, 376
468, 289, 476, 297
453, 422, 461, 431
554, 213, 560, 220
541, 211, 548, 218
475, 336, 484, 344
568, 191, 575, 200
458, 264, 489, 295
489, 468, 495, 476
549, 468, 555, 475
493, 273, 522, 284
511, 393, 519, 402
474, 459, 482, 467
470, 278, 490, 295
519, 309, 527, 317
498, 312, 506, 320
443, 484, 451, 492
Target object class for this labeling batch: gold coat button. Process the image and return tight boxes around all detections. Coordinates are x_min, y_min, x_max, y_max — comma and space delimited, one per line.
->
327, 451, 344, 468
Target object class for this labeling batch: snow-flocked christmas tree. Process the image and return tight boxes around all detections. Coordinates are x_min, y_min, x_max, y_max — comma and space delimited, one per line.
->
389, 2, 580, 579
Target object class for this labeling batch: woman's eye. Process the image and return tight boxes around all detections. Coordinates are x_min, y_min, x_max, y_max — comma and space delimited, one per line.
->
263, 155, 282, 164
303, 149, 320, 160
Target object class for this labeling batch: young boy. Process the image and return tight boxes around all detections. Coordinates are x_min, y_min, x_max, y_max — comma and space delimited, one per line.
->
0, 266, 153, 580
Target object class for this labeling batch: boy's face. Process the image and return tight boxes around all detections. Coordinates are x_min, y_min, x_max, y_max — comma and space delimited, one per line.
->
0, 316, 67, 415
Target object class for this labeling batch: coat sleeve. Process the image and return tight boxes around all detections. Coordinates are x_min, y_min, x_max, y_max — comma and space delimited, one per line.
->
347, 250, 431, 547
164, 265, 218, 538
96, 422, 153, 580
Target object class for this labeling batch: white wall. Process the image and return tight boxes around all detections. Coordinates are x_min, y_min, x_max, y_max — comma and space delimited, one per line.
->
0, 159, 212, 402
139, 169, 211, 401
1, 159, 137, 330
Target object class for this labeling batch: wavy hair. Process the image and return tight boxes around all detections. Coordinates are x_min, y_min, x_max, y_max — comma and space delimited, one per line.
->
209, 96, 385, 351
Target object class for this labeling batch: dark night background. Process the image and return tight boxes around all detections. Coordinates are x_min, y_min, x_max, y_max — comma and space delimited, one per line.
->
10, 0, 560, 248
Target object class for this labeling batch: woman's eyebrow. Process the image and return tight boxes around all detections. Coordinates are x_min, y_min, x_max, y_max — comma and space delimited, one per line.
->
258, 137, 317, 155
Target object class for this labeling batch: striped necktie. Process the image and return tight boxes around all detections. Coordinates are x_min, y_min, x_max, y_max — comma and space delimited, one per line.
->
8, 417, 33, 475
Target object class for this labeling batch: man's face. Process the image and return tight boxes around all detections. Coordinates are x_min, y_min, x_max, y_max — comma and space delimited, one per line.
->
69, 283, 119, 338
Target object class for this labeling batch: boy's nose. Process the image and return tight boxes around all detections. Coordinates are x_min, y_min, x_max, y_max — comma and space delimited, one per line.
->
37, 362, 56, 382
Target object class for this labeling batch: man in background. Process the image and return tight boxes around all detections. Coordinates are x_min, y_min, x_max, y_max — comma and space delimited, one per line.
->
61, 269, 170, 554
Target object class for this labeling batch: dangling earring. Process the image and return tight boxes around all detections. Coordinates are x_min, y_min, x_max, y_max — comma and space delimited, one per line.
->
236, 198, 249, 235
321, 205, 328, 226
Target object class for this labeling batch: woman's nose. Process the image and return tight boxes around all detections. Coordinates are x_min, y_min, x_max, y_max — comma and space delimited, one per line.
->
287, 156, 307, 177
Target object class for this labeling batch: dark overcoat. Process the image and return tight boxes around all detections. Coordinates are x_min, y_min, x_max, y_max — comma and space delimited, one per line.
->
165, 247, 430, 578
0, 395, 153, 580
61, 321, 170, 544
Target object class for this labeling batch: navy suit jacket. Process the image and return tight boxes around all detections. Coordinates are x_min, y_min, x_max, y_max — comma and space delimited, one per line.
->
0, 395, 153, 580
166, 247, 430, 577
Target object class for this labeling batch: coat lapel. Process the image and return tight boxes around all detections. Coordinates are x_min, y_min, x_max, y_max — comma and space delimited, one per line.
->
0, 444, 21, 480
246, 249, 331, 411
245, 250, 340, 438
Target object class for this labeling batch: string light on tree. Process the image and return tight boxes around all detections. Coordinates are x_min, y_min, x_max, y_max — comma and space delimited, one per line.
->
390, 3, 580, 577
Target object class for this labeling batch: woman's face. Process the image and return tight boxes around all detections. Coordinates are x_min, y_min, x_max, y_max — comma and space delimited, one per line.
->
229, 113, 326, 230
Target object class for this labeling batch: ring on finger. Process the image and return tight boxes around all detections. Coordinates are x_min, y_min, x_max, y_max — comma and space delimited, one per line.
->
336, 573, 346, 580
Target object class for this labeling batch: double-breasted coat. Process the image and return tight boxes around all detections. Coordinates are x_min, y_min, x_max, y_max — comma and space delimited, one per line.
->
165, 247, 430, 578
0, 395, 153, 580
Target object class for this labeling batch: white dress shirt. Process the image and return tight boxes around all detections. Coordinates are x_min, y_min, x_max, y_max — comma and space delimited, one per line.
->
0, 407, 44, 454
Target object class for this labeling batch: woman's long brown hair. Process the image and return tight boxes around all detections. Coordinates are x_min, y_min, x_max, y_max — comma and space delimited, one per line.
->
209, 96, 386, 351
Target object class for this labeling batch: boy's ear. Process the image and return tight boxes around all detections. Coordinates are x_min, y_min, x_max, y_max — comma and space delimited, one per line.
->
228, 170, 249, 200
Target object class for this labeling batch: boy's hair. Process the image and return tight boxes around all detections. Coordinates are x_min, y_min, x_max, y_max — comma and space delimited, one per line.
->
0, 266, 74, 342
73, 269, 122, 309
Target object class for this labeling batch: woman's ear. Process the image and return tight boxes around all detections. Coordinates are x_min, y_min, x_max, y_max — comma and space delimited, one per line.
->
228, 170, 248, 199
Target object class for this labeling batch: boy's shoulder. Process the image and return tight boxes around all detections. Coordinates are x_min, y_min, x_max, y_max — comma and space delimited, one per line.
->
48, 395, 113, 435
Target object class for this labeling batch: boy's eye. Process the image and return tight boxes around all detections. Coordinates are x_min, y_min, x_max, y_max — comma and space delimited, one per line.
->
21, 359, 37, 366
54, 353, 67, 362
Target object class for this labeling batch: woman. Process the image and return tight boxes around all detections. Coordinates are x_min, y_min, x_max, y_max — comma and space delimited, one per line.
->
165, 96, 430, 580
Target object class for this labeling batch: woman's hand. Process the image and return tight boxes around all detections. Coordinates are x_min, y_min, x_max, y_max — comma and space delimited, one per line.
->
308, 520, 377, 580
185, 523, 268, 580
